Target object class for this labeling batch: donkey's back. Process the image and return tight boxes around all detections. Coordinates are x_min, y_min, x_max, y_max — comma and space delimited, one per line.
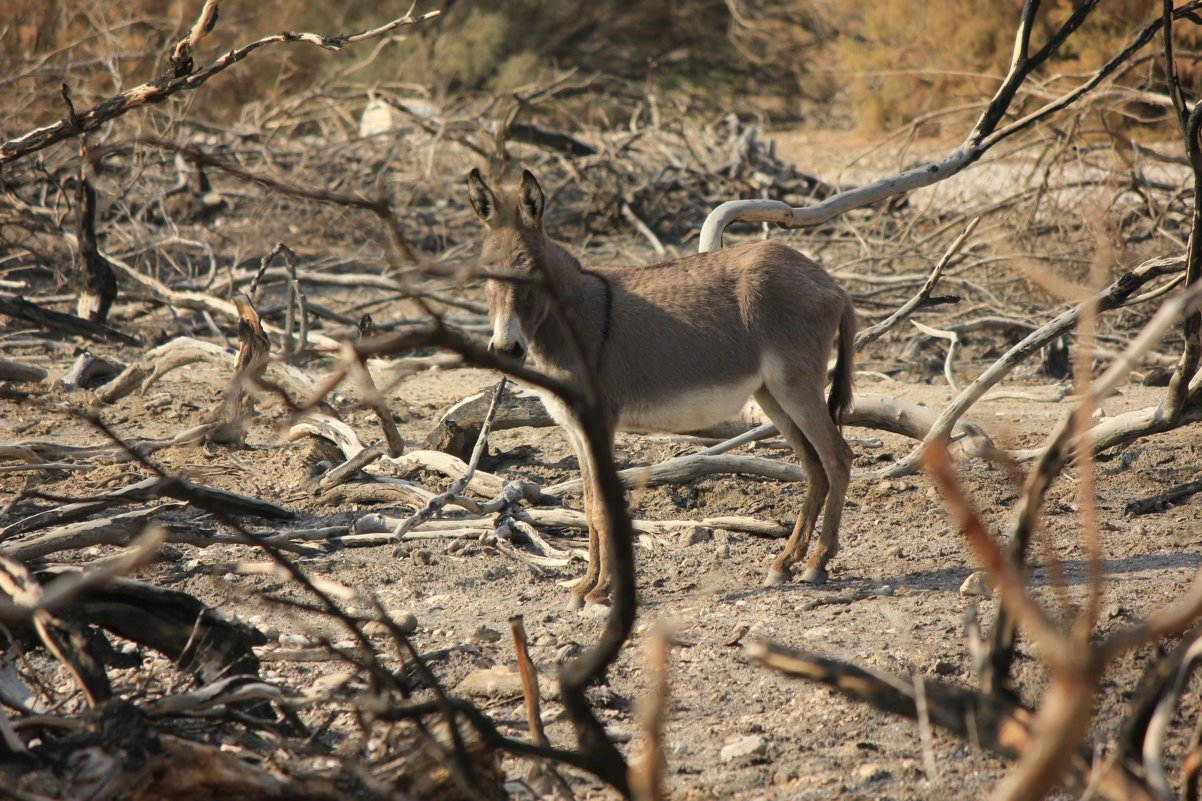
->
580, 239, 852, 433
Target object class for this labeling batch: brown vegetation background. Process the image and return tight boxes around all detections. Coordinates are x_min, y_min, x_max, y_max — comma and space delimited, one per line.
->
5, 1, 1196, 131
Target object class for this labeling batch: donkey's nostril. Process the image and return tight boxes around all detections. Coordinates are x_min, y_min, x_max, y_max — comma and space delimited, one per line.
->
511, 341, 526, 361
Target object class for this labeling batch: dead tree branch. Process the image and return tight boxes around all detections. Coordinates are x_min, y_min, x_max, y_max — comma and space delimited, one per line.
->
699, 2, 1202, 249
0, 6, 441, 164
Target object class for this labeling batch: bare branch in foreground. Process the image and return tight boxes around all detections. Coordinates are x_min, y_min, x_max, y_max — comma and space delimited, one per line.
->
0, 6, 442, 164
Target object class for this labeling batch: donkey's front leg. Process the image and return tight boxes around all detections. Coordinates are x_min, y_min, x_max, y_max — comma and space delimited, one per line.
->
573, 422, 616, 608
568, 432, 600, 609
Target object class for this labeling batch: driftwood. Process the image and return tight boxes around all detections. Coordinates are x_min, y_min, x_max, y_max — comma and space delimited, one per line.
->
105, 251, 343, 350
73, 158, 118, 324
208, 294, 271, 445
58, 351, 122, 389
427, 381, 553, 459
746, 641, 1154, 801
97, 335, 317, 404
429, 387, 989, 499
354, 508, 787, 541
0, 294, 139, 346
1125, 474, 1202, 515
879, 254, 1186, 477
0, 424, 215, 466
391, 380, 507, 539
0, 358, 47, 383
696, 5, 1201, 250
1, 506, 178, 561
431, 386, 989, 476
0, 475, 291, 540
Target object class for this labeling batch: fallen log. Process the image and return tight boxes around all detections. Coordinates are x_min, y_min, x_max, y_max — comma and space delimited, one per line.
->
0, 475, 291, 540
0, 358, 47, 382
747, 640, 1155, 801
0, 294, 139, 346
429, 385, 991, 465
97, 335, 317, 404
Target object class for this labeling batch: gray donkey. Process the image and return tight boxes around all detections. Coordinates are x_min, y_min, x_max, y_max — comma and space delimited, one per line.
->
469, 168, 856, 607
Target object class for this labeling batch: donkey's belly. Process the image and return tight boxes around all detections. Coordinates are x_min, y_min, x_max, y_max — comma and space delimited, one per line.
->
617, 375, 760, 433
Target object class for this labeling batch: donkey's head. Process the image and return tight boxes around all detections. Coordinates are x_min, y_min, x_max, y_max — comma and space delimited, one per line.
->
468, 168, 546, 362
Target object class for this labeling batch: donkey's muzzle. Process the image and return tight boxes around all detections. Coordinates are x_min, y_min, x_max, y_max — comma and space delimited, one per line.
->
487, 339, 527, 363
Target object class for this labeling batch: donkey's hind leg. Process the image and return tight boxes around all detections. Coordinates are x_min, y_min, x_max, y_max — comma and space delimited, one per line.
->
767, 383, 853, 585
754, 388, 829, 586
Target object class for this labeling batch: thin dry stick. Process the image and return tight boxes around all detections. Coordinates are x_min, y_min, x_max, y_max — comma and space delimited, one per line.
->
911, 320, 963, 391
630, 630, 670, 801
391, 379, 507, 540
341, 341, 406, 457
855, 216, 977, 349
914, 672, 938, 781
511, 614, 574, 798
1143, 634, 1202, 800
511, 615, 548, 747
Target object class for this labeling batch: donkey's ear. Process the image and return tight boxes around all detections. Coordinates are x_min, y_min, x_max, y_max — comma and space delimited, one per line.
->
518, 169, 544, 228
467, 168, 496, 224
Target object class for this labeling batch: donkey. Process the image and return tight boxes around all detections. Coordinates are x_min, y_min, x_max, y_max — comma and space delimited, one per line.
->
468, 168, 856, 607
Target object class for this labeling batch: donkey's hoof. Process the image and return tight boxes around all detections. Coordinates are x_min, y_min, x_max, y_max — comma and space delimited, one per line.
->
764, 569, 790, 587
800, 567, 829, 585
581, 599, 612, 618
566, 594, 586, 611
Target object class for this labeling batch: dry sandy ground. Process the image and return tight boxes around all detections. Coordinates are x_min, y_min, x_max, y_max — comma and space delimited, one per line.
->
3, 303, 1201, 800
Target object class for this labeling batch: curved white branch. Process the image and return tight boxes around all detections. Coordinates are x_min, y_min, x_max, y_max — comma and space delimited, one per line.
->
699, 149, 976, 252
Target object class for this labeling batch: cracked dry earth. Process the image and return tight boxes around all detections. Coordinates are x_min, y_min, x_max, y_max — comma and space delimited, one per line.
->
3, 331, 1202, 799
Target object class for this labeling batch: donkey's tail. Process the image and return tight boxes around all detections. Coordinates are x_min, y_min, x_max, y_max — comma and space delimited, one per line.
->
827, 299, 856, 427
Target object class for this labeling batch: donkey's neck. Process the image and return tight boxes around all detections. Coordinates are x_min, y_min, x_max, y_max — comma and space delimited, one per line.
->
523, 236, 607, 377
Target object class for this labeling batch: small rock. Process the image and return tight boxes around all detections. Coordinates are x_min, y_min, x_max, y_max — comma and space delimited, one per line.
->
714, 541, 731, 559
682, 526, 713, 546
315, 671, 357, 690
278, 633, 314, 649
855, 763, 891, 783
1105, 603, 1127, 620
471, 626, 503, 643
582, 603, 610, 619
411, 549, 433, 565
720, 734, 767, 763
456, 665, 524, 699
364, 609, 418, 636
932, 660, 958, 676
723, 623, 751, 647
607, 726, 634, 743
960, 570, 994, 597
554, 642, 582, 663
